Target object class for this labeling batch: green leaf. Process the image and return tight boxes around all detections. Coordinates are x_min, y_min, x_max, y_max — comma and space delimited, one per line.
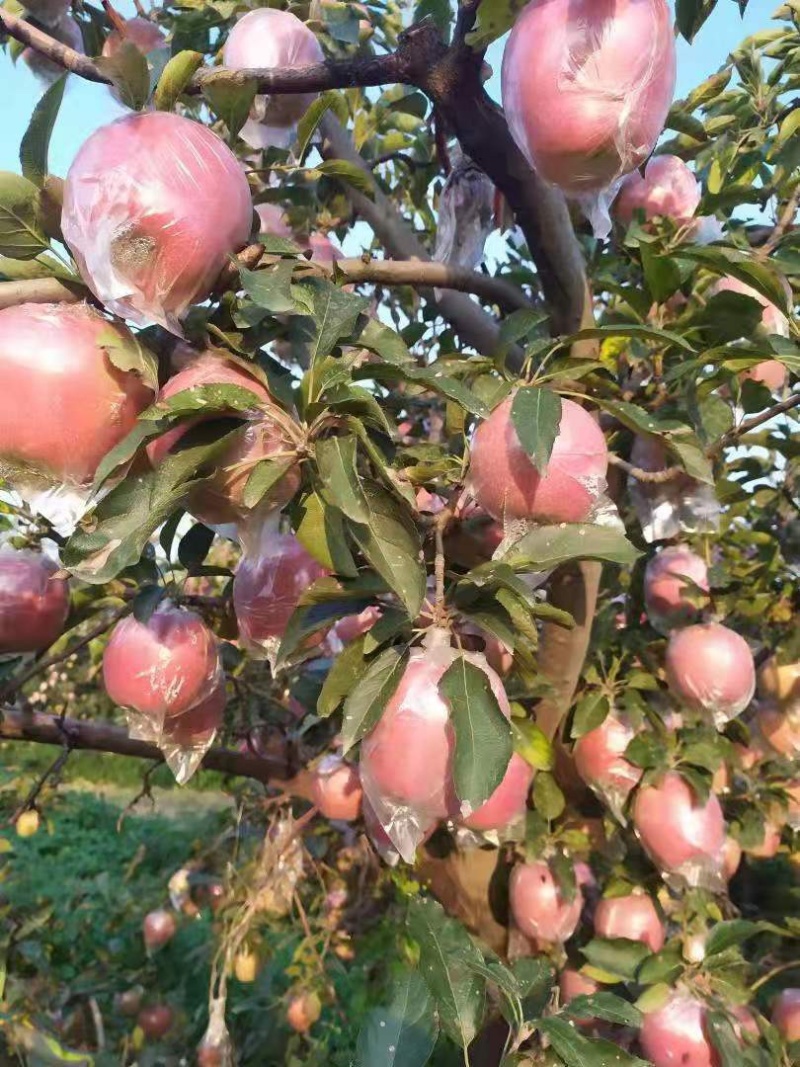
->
353, 317, 414, 367
63, 426, 237, 584
505, 525, 640, 570
0, 172, 48, 259
533, 772, 565, 820
676, 245, 790, 314
561, 323, 695, 354
143, 382, 262, 420
572, 692, 611, 739
202, 77, 258, 139
706, 1011, 746, 1067
635, 947, 684, 987
296, 92, 342, 163
278, 584, 369, 663
92, 418, 168, 492
96, 41, 150, 110
705, 920, 763, 957
511, 719, 553, 771
177, 522, 214, 573
464, 0, 527, 49
355, 969, 438, 1067
19, 75, 66, 188
407, 897, 485, 1049
439, 656, 513, 809
346, 485, 425, 618
242, 456, 295, 511
510, 387, 562, 475
537, 1017, 649, 1067
316, 159, 375, 199
512, 957, 555, 1018
341, 645, 408, 753
315, 436, 370, 523
96, 325, 159, 394
293, 491, 358, 577
675, 0, 716, 41
240, 260, 298, 315
153, 50, 203, 111
564, 992, 643, 1028
291, 276, 370, 365
318, 635, 368, 718
580, 938, 652, 982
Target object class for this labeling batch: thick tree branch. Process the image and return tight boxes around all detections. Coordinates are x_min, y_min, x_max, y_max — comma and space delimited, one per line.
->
0, 707, 314, 796
0, 276, 87, 309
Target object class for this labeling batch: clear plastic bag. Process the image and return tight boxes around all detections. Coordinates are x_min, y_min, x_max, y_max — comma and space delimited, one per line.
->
501, 0, 676, 237
433, 151, 495, 273
614, 155, 701, 227
222, 9, 324, 151
628, 435, 720, 543
573, 709, 642, 823
62, 112, 253, 335
103, 603, 225, 784
644, 545, 709, 635
0, 303, 154, 533
358, 629, 512, 863
197, 997, 233, 1067
509, 858, 584, 946
233, 516, 329, 667
665, 622, 755, 729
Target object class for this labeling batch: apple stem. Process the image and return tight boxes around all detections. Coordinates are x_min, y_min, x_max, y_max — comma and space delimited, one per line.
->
102, 0, 128, 36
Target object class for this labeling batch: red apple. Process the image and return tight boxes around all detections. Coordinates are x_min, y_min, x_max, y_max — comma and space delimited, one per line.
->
665, 623, 755, 725
573, 711, 642, 809
0, 549, 70, 654
509, 858, 583, 946
772, 989, 800, 1042
146, 351, 301, 527
233, 531, 328, 652
469, 395, 608, 524
461, 752, 532, 832
62, 112, 253, 333
501, 0, 676, 196
644, 545, 709, 633
102, 16, 165, 58
614, 155, 701, 226
164, 681, 227, 746
559, 968, 600, 1026
758, 702, 800, 758
103, 603, 221, 720
286, 991, 321, 1034
593, 891, 664, 953
0, 303, 153, 493
256, 203, 294, 240
223, 10, 324, 149
633, 772, 725, 886
640, 993, 716, 1067
143, 908, 176, 951
138, 1003, 174, 1041
114, 988, 143, 1017
311, 755, 363, 821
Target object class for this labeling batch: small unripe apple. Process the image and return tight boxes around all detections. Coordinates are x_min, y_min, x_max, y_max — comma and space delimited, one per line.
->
286, 991, 321, 1033
311, 755, 363, 822
15, 809, 40, 838
0, 550, 70, 655
146, 351, 301, 527
143, 909, 177, 951
103, 604, 221, 721
593, 891, 664, 953
0, 303, 154, 494
633, 772, 725, 886
644, 545, 709, 633
772, 988, 800, 1042
469, 395, 608, 524
501, 0, 675, 196
509, 859, 583, 946
234, 948, 258, 983
573, 711, 642, 808
223, 10, 324, 150
640, 993, 715, 1067
665, 622, 755, 725
138, 1003, 174, 1040
331, 605, 382, 646
462, 752, 532, 832
614, 155, 701, 226
62, 112, 253, 333
722, 836, 742, 881
233, 531, 329, 652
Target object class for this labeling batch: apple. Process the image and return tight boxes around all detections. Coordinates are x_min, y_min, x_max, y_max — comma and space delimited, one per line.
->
286, 991, 321, 1033
640, 993, 716, 1067
614, 155, 701, 226
772, 988, 800, 1042
311, 755, 363, 821
0, 549, 70, 654
62, 112, 253, 333
633, 772, 725, 886
501, 0, 675, 195
644, 545, 709, 633
665, 622, 755, 725
509, 858, 583, 945
573, 711, 642, 809
143, 908, 176, 951
593, 891, 664, 952
138, 1003, 174, 1041
461, 752, 532, 832
0, 303, 153, 494
469, 395, 608, 524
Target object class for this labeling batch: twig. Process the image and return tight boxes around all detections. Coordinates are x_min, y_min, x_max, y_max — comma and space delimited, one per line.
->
368, 151, 427, 172
0, 603, 130, 703
8, 738, 72, 826
116, 758, 163, 831
716, 391, 800, 451
608, 452, 684, 484
100, 0, 127, 36
759, 185, 800, 258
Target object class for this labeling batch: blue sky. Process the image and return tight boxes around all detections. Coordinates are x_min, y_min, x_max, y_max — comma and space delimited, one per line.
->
0, 0, 779, 179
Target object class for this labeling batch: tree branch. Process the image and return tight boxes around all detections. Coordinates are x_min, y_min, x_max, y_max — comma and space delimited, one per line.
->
0, 276, 88, 309
717, 390, 800, 448
0, 707, 314, 796
608, 452, 684, 484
